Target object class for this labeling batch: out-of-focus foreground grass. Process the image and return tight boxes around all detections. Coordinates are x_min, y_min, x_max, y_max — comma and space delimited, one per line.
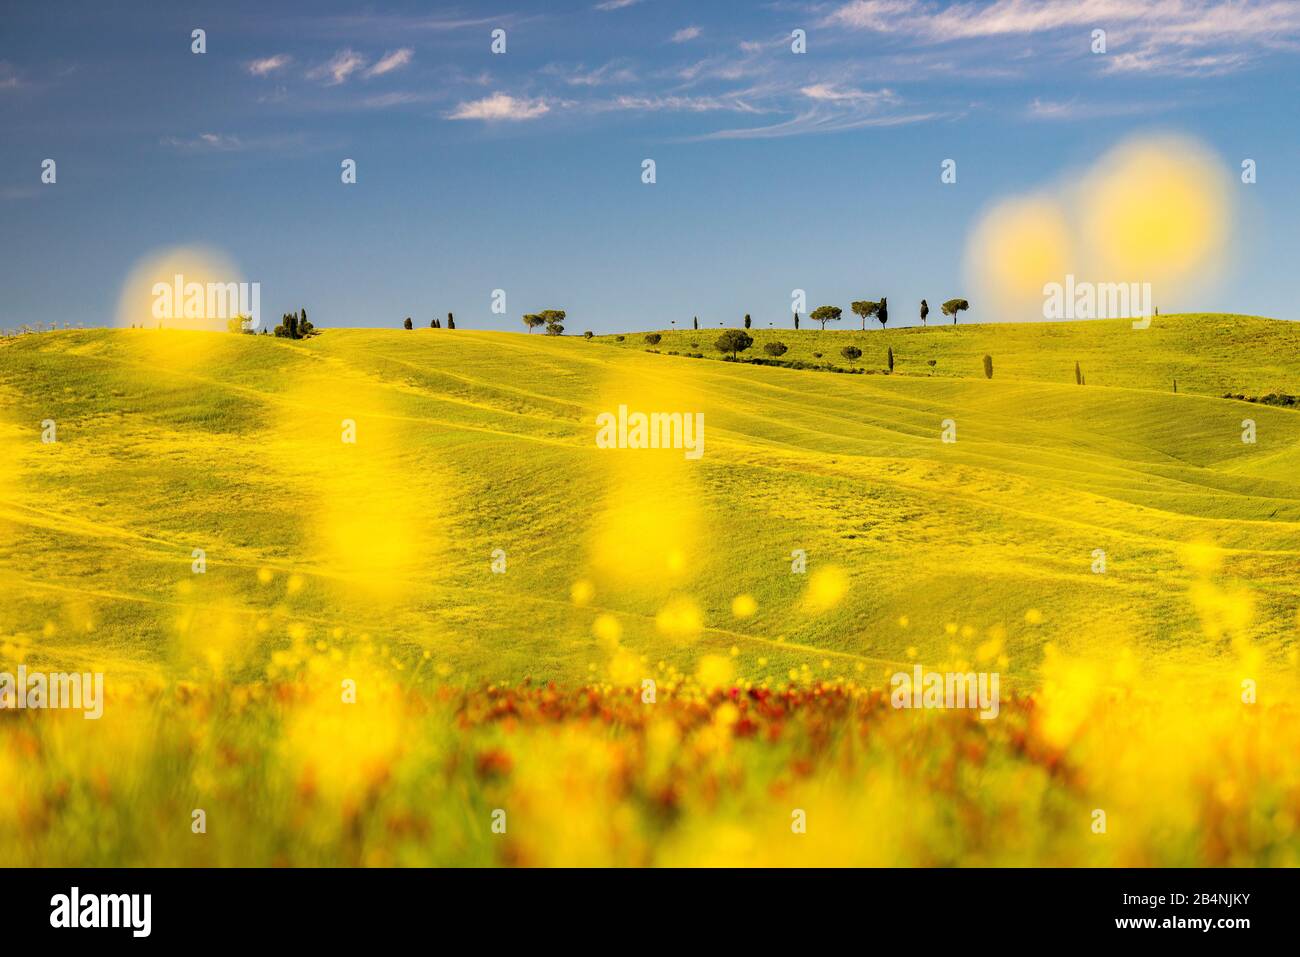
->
2, 639, 1296, 866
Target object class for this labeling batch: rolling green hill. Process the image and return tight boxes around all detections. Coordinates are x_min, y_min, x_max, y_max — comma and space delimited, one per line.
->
1, 314, 1297, 692
597, 313, 1300, 398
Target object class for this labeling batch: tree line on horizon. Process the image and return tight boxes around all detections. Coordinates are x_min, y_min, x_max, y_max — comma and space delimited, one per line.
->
510, 298, 974, 338
224, 308, 318, 338
251, 298, 972, 338
403, 312, 457, 329
386, 296, 975, 338
806, 298, 969, 330
653, 325, 995, 381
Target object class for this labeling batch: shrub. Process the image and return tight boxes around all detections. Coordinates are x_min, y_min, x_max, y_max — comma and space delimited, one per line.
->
764, 341, 788, 357
583, 331, 594, 340
714, 329, 753, 359
403, 317, 413, 330
840, 346, 862, 363
645, 333, 662, 345
1224, 392, 1295, 407
274, 310, 316, 339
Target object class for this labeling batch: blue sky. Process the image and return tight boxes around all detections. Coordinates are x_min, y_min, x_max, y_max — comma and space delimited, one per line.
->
2, 0, 1298, 332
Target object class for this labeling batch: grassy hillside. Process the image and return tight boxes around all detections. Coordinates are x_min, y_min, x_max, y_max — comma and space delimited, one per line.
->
2, 318, 1299, 866
596, 313, 1300, 398
1, 318, 1297, 690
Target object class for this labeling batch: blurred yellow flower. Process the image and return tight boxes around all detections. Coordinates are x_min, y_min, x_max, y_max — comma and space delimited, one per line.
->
570, 579, 595, 607
802, 566, 848, 613
696, 654, 734, 690
731, 593, 758, 618
655, 597, 703, 638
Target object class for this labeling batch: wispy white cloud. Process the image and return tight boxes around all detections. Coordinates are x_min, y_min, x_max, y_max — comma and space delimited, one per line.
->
308, 49, 367, 85
358, 90, 441, 109
1025, 95, 1181, 119
823, 0, 921, 32
825, 0, 1296, 40
597, 94, 764, 114
312, 13, 509, 36
448, 92, 550, 120
1102, 45, 1249, 76
698, 107, 943, 140
671, 26, 703, 43
1025, 97, 1076, 119
674, 52, 768, 83
690, 83, 937, 139
159, 131, 313, 152
0, 62, 24, 90
801, 83, 898, 104
247, 54, 292, 77
822, 0, 1300, 75
366, 49, 413, 78
545, 60, 638, 87
160, 132, 247, 151
595, 0, 644, 9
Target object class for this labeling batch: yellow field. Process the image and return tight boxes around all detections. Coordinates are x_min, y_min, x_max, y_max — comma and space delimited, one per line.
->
0, 316, 1297, 865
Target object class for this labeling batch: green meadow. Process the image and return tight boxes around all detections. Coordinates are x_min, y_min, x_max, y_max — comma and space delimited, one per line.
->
1, 313, 1297, 690
2, 314, 1299, 867
599, 313, 1300, 396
